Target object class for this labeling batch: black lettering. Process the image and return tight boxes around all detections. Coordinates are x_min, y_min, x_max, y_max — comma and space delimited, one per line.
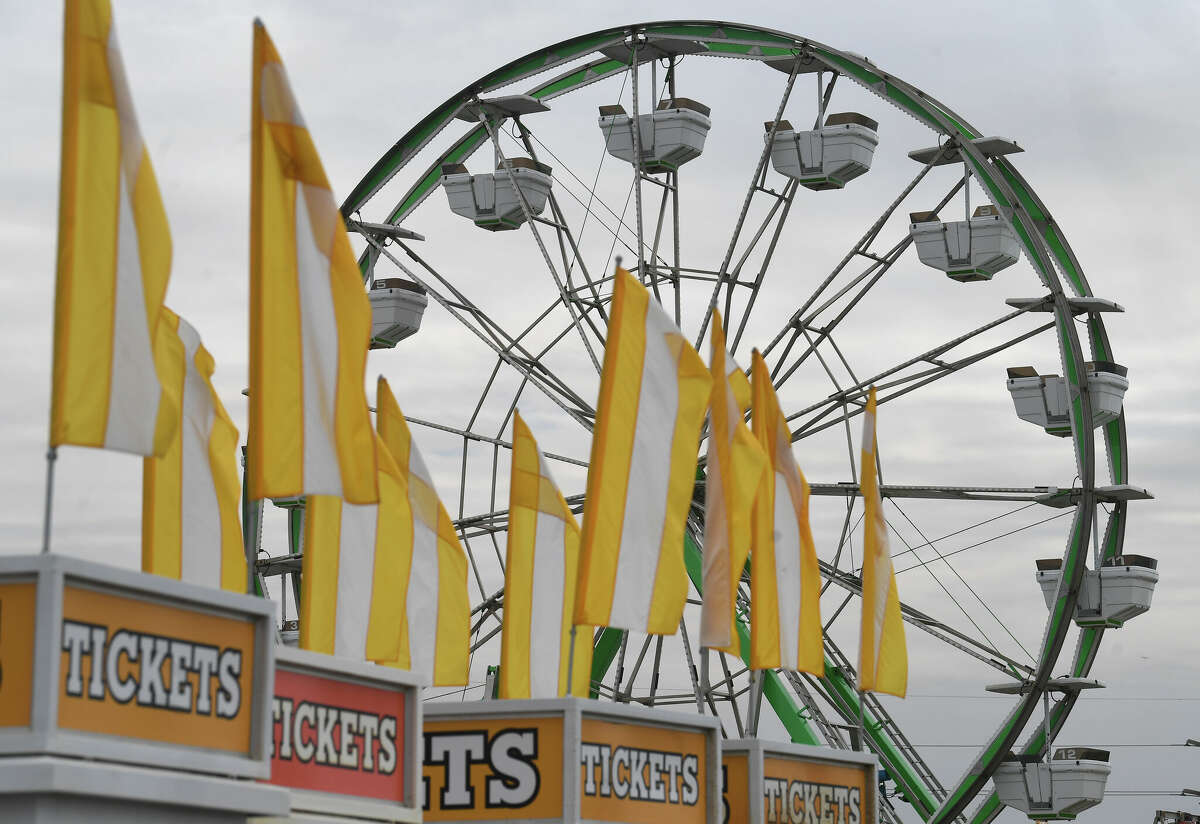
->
427, 731, 486, 809
294, 702, 316, 762
106, 629, 139, 703
167, 640, 193, 711
359, 712, 380, 772
378, 715, 397, 774
61, 621, 92, 697
580, 743, 601, 796
192, 644, 219, 715
87, 625, 106, 699
136, 635, 169, 707
216, 649, 241, 718
272, 697, 294, 759
315, 705, 338, 764
486, 729, 539, 808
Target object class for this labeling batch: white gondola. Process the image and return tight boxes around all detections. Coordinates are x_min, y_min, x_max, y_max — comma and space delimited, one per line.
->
369, 278, 428, 349
440, 158, 552, 231
766, 112, 878, 190
1007, 361, 1129, 437
993, 748, 1111, 820
1036, 555, 1159, 628
597, 98, 711, 174
910, 204, 1021, 281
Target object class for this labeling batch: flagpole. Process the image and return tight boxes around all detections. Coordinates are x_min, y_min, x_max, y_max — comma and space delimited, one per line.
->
748, 669, 765, 736
566, 624, 577, 695
856, 685, 865, 751
700, 647, 711, 714
40, 446, 57, 554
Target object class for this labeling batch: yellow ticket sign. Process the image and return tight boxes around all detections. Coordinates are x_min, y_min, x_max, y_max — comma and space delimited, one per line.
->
723, 749, 751, 824
722, 739, 877, 824
0, 581, 36, 727
58, 583, 256, 753
424, 697, 721, 823
0, 554, 275, 780
761, 757, 868, 824
579, 717, 708, 824
423, 713, 564, 820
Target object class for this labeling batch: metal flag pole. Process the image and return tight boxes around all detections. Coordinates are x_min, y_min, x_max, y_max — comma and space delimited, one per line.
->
748, 669, 766, 736
566, 624, 578, 694
40, 446, 58, 554
856, 685, 866, 751
699, 647, 711, 714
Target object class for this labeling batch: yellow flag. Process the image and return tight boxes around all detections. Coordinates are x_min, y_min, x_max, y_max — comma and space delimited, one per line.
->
142, 308, 245, 592
700, 311, 766, 653
857, 386, 907, 696
575, 267, 712, 634
249, 21, 377, 504
500, 412, 592, 699
749, 351, 822, 674
376, 378, 470, 686
300, 431, 412, 663
51, 0, 176, 456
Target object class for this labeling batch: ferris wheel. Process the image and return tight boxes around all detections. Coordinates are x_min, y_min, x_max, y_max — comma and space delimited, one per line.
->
277, 21, 1154, 824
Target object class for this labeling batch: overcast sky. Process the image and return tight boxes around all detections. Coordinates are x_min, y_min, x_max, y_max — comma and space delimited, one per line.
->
2, 2, 1198, 822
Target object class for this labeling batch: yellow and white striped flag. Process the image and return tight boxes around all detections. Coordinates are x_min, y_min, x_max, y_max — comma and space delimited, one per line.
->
142, 308, 245, 591
575, 267, 712, 634
51, 0, 176, 457
376, 378, 470, 686
700, 311, 766, 653
300, 431, 412, 663
248, 21, 377, 505
726, 347, 751, 412
749, 351, 823, 674
857, 386, 907, 696
500, 412, 592, 699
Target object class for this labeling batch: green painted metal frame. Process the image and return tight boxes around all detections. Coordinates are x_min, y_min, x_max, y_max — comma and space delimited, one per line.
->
341, 21, 1128, 823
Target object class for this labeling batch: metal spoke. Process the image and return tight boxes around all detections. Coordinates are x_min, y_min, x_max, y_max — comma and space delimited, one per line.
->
721, 184, 790, 323
478, 108, 603, 375
695, 55, 801, 348
820, 557, 1033, 677
368, 237, 596, 429
761, 145, 952, 361
628, 33, 652, 296
618, 634, 655, 702
729, 179, 800, 354
519, 122, 676, 278
769, 177, 967, 389
404, 415, 587, 469
786, 315, 1056, 440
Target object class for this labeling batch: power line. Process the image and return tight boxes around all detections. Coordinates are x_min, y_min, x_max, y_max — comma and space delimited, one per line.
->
890, 498, 1035, 664
895, 509, 1074, 574
914, 743, 1194, 749
883, 509, 1010, 664
905, 694, 1200, 701
887, 502, 1039, 564
1105, 791, 1200, 797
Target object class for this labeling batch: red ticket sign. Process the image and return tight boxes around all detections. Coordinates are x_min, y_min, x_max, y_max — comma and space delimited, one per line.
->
269, 667, 407, 802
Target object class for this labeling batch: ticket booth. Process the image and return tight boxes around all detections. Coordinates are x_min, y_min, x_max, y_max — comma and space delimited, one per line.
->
423, 697, 722, 823
722, 738, 879, 824
0, 553, 287, 823
255, 646, 424, 823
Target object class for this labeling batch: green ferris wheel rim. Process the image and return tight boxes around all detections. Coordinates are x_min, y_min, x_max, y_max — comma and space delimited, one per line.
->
338, 21, 1132, 824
